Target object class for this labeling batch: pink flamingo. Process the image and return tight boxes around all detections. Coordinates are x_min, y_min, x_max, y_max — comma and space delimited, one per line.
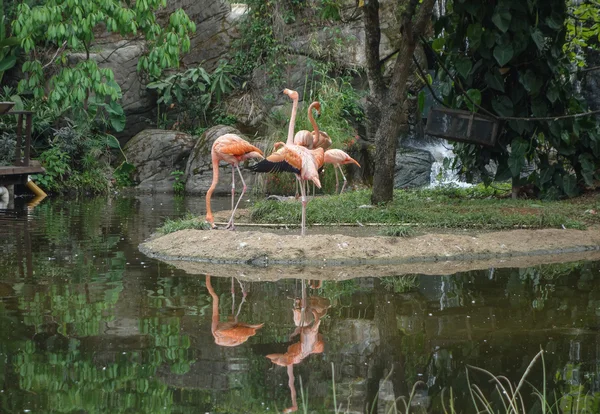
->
205, 134, 263, 230
323, 149, 361, 194
205, 275, 263, 347
251, 89, 322, 236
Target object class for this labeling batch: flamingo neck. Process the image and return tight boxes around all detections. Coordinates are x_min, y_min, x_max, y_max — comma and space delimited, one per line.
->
286, 95, 299, 146
206, 275, 220, 335
205, 152, 220, 226
308, 102, 320, 143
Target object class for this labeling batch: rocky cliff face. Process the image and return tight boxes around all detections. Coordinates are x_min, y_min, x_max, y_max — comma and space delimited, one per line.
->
92, 0, 239, 140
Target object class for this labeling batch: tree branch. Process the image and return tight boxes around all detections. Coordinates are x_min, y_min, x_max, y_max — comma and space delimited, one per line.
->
362, 0, 385, 95
388, 0, 436, 97
42, 41, 68, 69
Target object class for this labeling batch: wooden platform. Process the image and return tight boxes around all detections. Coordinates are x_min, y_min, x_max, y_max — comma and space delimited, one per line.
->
0, 161, 45, 185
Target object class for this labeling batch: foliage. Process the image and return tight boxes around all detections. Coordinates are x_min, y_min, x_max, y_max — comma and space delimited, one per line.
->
146, 61, 236, 131
171, 170, 185, 194
231, 0, 292, 79
113, 161, 136, 188
565, 0, 600, 66
0, 10, 20, 84
12, 0, 195, 130
0, 131, 15, 166
380, 226, 416, 237
31, 147, 71, 192
158, 213, 210, 234
434, 0, 600, 198
380, 275, 419, 293
31, 124, 118, 194
250, 187, 599, 229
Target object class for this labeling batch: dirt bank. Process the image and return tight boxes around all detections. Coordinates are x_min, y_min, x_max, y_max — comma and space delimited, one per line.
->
139, 227, 600, 280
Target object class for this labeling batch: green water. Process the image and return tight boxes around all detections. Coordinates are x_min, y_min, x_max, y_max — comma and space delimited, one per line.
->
0, 195, 599, 413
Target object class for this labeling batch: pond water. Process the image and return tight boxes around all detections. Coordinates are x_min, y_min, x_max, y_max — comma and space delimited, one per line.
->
1, 195, 599, 413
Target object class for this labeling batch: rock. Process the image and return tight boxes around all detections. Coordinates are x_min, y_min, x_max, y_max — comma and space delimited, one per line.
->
160, 0, 242, 71
123, 129, 196, 192
184, 125, 262, 194
394, 148, 435, 189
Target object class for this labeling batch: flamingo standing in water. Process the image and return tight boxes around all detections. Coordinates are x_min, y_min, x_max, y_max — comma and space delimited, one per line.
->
205, 134, 263, 230
323, 149, 361, 194
250, 89, 322, 236
205, 275, 263, 347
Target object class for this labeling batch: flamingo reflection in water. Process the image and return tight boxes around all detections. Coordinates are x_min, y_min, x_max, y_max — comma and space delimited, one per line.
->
205, 275, 263, 347
266, 279, 331, 413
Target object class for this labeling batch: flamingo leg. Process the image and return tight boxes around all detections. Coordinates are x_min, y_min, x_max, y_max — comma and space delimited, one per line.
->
226, 164, 247, 230
231, 276, 235, 318
338, 165, 348, 194
235, 279, 247, 322
231, 165, 235, 212
333, 165, 339, 194
298, 175, 307, 236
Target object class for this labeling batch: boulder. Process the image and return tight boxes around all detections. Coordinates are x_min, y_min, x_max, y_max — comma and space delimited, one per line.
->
123, 129, 196, 192
394, 148, 435, 189
161, 0, 243, 71
184, 125, 262, 194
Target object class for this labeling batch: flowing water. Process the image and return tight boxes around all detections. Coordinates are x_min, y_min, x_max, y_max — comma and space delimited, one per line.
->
1, 195, 599, 413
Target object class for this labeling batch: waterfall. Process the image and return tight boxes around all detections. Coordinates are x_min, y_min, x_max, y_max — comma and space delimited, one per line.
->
425, 142, 473, 188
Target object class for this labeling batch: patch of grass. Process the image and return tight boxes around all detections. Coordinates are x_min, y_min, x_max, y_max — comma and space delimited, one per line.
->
249, 186, 600, 230
158, 213, 209, 234
380, 226, 416, 237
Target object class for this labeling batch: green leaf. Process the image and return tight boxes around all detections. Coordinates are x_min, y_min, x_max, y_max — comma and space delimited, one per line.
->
493, 43, 513, 66
484, 69, 504, 92
455, 58, 472, 79
508, 138, 529, 176
560, 174, 578, 197
579, 154, 596, 186
538, 165, 554, 185
431, 37, 445, 52
492, 7, 512, 33
531, 29, 545, 51
464, 89, 481, 112
492, 96, 514, 117
0, 55, 17, 72
520, 70, 543, 94
466, 23, 482, 48
418, 90, 425, 113
546, 84, 559, 103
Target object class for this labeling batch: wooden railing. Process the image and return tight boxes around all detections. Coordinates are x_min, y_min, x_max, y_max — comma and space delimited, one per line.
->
11, 111, 34, 167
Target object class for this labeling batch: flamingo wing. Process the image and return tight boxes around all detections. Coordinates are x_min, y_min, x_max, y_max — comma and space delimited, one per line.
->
220, 141, 263, 158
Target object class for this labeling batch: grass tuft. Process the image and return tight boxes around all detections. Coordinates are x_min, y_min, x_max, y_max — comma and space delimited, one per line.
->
157, 213, 209, 234
380, 226, 416, 237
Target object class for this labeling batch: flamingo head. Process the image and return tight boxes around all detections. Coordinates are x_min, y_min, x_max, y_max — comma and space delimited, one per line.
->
283, 88, 299, 101
312, 101, 321, 115
273, 141, 285, 151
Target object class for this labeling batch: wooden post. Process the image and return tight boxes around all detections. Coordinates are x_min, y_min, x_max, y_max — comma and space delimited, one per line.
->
14, 113, 23, 166
24, 113, 32, 166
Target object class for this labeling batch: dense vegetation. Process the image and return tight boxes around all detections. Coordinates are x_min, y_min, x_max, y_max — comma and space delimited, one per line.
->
0, 0, 599, 199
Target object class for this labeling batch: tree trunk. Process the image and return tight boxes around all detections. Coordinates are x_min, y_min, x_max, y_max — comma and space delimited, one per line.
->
364, 0, 437, 205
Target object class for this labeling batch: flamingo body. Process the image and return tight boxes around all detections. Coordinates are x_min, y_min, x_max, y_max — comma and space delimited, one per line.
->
205, 134, 263, 229
323, 148, 360, 194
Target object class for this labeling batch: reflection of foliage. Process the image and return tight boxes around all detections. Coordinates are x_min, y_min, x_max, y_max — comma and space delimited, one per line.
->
18, 282, 122, 336
558, 363, 600, 413
380, 275, 419, 293
140, 317, 195, 375
9, 340, 176, 413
